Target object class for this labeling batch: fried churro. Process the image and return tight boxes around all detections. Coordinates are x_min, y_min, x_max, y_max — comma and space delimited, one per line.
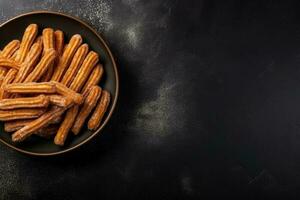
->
72, 86, 102, 135
0, 58, 21, 70
15, 24, 38, 63
0, 108, 45, 121
0, 69, 18, 99
48, 94, 73, 107
12, 106, 65, 142
0, 95, 49, 109
14, 42, 43, 83
81, 64, 104, 96
69, 51, 99, 92
54, 105, 79, 146
51, 81, 83, 104
51, 34, 82, 81
4, 119, 32, 132
4, 82, 56, 94
0, 40, 20, 59
24, 48, 56, 82
54, 30, 64, 56
61, 44, 89, 86
88, 90, 110, 130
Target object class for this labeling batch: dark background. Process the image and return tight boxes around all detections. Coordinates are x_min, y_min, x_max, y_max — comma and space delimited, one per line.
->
1, 0, 300, 199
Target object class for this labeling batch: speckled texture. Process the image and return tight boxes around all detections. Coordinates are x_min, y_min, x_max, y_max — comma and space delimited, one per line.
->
2, 0, 300, 199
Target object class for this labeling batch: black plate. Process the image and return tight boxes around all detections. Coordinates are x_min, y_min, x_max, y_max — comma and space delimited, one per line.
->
0, 11, 119, 156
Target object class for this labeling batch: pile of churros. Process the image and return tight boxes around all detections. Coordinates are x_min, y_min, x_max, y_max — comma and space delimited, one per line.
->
0, 24, 111, 146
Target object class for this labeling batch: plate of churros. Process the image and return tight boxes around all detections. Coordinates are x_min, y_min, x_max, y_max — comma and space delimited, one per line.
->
0, 11, 119, 156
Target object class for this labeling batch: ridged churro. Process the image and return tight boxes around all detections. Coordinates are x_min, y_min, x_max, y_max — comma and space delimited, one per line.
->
0, 40, 20, 59
51, 34, 82, 81
54, 30, 64, 56
4, 119, 32, 132
15, 24, 38, 63
0, 108, 45, 121
72, 86, 102, 135
88, 90, 110, 130
0, 95, 49, 109
14, 42, 43, 83
54, 105, 79, 146
24, 48, 56, 82
0, 69, 18, 99
51, 81, 83, 104
61, 44, 89, 86
69, 51, 99, 92
4, 82, 56, 94
12, 106, 65, 142
81, 64, 103, 96
0, 58, 21, 70
48, 94, 73, 107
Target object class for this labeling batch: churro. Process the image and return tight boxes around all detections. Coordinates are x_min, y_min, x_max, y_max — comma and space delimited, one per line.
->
12, 106, 65, 142
54, 105, 79, 146
0, 108, 45, 121
0, 69, 17, 99
81, 64, 103, 96
69, 51, 99, 92
51, 34, 82, 81
0, 58, 21, 70
48, 94, 73, 107
51, 81, 83, 104
15, 24, 38, 63
0, 95, 49, 109
0, 40, 20, 59
4, 119, 32, 132
61, 44, 89, 86
54, 30, 64, 56
14, 42, 43, 83
72, 86, 102, 135
88, 90, 110, 130
24, 48, 56, 82
4, 82, 56, 94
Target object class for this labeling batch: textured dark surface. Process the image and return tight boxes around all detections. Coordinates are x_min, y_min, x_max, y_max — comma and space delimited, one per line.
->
1, 0, 300, 199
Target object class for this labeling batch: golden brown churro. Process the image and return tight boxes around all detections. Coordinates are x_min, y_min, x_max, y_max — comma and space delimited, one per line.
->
48, 94, 73, 107
34, 36, 43, 46
69, 51, 99, 92
10, 50, 19, 61
24, 48, 56, 82
41, 28, 55, 81
42, 28, 55, 51
15, 24, 38, 63
61, 44, 89, 86
51, 34, 82, 81
14, 42, 43, 83
72, 86, 102, 135
81, 64, 104, 96
0, 69, 18, 99
0, 40, 20, 59
4, 82, 56, 94
0, 58, 21, 70
0, 95, 49, 109
54, 30, 64, 56
12, 106, 65, 142
54, 105, 79, 146
88, 90, 110, 130
51, 81, 83, 104
0, 108, 45, 121
4, 119, 32, 132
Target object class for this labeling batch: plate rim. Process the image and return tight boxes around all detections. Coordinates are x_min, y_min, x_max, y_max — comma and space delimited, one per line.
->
0, 10, 119, 156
